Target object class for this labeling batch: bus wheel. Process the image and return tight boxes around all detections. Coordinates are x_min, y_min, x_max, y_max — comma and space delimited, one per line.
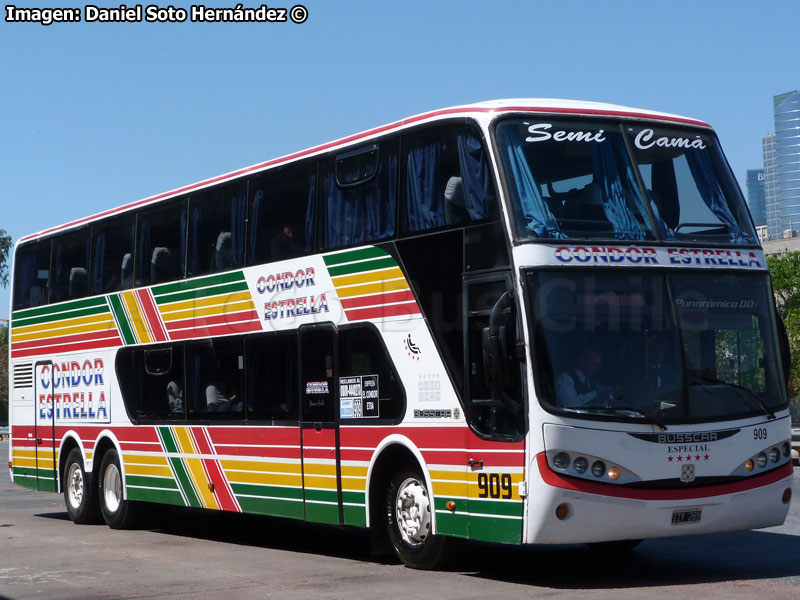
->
98, 449, 140, 529
63, 448, 99, 524
385, 468, 450, 569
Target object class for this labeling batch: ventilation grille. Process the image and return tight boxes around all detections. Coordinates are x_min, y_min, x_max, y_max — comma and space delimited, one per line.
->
13, 363, 34, 389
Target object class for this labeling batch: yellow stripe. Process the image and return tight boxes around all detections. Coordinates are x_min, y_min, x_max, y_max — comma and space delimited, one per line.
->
12, 449, 39, 458
125, 464, 173, 478
340, 465, 368, 477
122, 291, 153, 344
183, 457, 219, 509
220, 460, 302, 474
160, 299, 255, 323
12, 315, 117, 341
123, 454, 171, 466
304, 475, 338, 489
225, 471, 303, 487
12, 457, 37, 468
159, 291, 253, 315
331, 268, 404, 288
336, 278, 409, 299
303, 463, 338, 476
341, 477, 366, 492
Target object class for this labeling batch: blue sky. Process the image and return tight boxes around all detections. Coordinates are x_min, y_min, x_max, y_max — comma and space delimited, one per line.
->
1, 0, 799, 319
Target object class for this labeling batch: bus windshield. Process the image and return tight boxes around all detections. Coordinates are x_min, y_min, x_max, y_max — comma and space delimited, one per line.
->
495, 119, 756, 244
527, 271, 787, 424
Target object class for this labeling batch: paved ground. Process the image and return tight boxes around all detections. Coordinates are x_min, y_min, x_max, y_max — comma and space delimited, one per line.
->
1, 440, 800, 600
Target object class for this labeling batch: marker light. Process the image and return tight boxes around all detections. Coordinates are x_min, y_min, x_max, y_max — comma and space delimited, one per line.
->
607, 466, 621, 480
446, 501, 456, 512
7, 461, 11, 469
573, 457, 588, 474
591, 461, 606, 478
756, 452, 768, 468
769, 447, 780, 463
745, 459, 755, 472
553, 452, 571, 470
783, 489, 792, 504
555, 503, 570, 520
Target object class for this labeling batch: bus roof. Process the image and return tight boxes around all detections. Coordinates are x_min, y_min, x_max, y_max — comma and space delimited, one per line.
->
19, 98, 712, 244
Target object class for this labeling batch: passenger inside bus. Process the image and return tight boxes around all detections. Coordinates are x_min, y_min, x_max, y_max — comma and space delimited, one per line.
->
166, 381, 183, 414
555, 346, 619, 407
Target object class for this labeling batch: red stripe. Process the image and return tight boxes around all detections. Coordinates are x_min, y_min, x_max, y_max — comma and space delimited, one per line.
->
20, 105, 710, 243
210, 427, 300, 446
168, 321, 262, 340
136, 289, 168, 342
340, 290, 416, 310
12, 328, 120, 352
164, 310, 260, 333
12, 335, 121, 358
344, 302, 420, 322
536, 453, 793, 500
189, 427, 240, 512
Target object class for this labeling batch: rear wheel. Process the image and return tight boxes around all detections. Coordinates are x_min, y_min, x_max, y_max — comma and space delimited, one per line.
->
385, 468, 452, 569
98, 449, 142, 529
63, 448, 99, 524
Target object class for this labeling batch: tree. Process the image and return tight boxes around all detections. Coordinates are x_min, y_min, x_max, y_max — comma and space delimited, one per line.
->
0, 324, 7, 426
767, 252, 800, 404
0, 229, 10, 287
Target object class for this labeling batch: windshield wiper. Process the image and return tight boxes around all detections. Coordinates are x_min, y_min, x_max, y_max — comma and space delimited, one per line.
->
564, 404, 669, 431
689, 374, 776, 420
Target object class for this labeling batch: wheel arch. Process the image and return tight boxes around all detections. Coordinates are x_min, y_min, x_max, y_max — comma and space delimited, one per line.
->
364, 434, 436, 531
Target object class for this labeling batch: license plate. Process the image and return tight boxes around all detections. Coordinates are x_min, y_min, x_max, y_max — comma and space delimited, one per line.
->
671, 509, 702, 525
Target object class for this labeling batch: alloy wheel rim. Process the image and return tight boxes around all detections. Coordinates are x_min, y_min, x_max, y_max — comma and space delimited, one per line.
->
395, 477, 431, 546
103, 463, 122, 513
67, 463, 83, 509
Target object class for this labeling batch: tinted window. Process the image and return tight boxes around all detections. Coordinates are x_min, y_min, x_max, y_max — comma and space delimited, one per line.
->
322, 141, 398, 249
120, 346, 185, 420
13, 240, 51, 310
301, 328, 335, 422
188, 182, 247, 277
91, 215, 135, 294
404, 126, 495, 233
247, 334, 298, 420
186, 338, 245, 419
339, 326, 405, 421
51, 230, 90, 303
136, 200, 186, 286
248, 163, 315, 265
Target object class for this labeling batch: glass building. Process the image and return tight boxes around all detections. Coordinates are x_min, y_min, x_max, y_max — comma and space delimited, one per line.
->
774, 91, 800, 237
764, 133, 779, 238
746, 168, 766, 227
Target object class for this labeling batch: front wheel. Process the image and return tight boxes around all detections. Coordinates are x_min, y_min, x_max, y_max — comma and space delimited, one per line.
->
98, 449, 142, 529
385, 468, 453, 569
63, 448, 100, 524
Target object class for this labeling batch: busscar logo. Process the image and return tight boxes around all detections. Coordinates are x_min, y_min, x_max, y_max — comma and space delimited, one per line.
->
414, 409, 452, 419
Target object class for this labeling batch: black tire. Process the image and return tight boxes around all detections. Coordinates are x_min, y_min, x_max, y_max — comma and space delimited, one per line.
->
98, 449, 142, 529
63, 448, 100, 524
385, 468, 452, 569
587, 539, 643, 552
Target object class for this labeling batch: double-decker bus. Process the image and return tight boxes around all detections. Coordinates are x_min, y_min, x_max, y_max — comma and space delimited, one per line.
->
7, 99, 794, 569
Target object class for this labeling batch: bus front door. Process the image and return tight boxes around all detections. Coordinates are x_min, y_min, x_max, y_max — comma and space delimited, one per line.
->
33, 361, 57, 492
299, 324, 342, 525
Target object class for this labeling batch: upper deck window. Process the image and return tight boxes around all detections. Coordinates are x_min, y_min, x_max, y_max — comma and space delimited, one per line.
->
625, 125, 756, 244
496, 119, 655, 242
495, 119, 757, 245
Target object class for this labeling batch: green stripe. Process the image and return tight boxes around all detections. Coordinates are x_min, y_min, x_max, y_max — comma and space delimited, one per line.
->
341, 490, 365, 505
13, 303, 110, 328
434, 511, 470, 539
12, 473, 39, 491
323, 246, 387, 266
238, 496, 304, 519
152, 271, 245, 296
168, 456, 203, 508
154, 281, 249, 306
343, 505, 366, 527
469, 514, 522, 544
127, 487, 186, 506
304, 488, 339, 503
230, 483, 304, 500
157, 427, 179, 454
328, 256, 397, 277
463, 498, 524, 518
305, 502, 339, 524
12, 296, 108, 320
108, 294, 136, 345
126, 475, 180, 490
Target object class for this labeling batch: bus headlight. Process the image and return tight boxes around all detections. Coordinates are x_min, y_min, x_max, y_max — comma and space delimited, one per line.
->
552, 452, 571, 470
731, 440, 792, 476
545, 450, 640, 485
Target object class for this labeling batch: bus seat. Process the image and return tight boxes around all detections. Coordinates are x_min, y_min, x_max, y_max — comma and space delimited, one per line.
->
212, 231, 232, 271
444, 176, 468, 225
69, 267, 88, 298
119, 253, 133, 290
151, 247, 175, 283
